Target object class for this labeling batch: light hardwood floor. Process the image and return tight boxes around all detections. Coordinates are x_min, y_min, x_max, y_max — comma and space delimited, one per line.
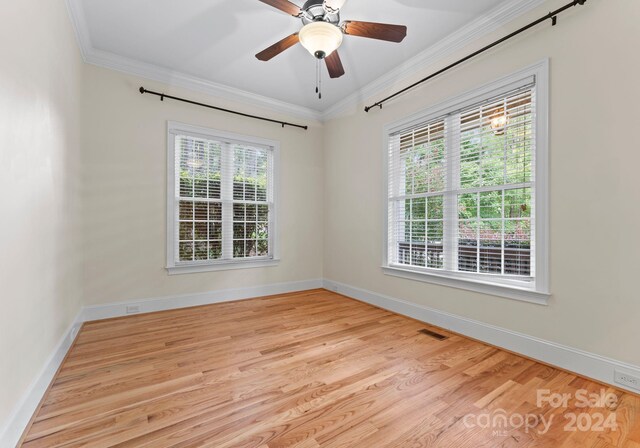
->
20, 289, 640, 447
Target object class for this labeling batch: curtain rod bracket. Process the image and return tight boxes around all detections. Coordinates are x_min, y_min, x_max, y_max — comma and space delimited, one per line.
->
551, 16, 558, 26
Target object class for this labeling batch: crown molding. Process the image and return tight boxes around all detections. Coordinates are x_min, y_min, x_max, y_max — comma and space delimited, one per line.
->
64, 0, 92, 60
84, 48, 325, 122
63, 0, 324, 122
65, 0, 546, 123
320, 0, 547, 121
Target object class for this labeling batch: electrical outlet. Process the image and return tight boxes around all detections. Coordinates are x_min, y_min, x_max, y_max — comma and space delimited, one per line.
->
126, 305, 141, 314
614, 370, 640, 391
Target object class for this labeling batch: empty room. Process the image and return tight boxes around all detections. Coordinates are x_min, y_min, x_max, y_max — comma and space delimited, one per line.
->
2, 0, 640, 446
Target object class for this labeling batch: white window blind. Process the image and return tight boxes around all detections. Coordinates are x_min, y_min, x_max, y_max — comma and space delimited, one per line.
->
387, 78, 543, 295
167, 124, 277, 273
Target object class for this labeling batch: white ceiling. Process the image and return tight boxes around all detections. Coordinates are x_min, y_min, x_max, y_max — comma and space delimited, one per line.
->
71, 0, 538, 117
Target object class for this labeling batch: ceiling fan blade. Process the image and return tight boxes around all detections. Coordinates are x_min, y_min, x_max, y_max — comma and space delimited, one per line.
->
325, 51, 345, 78
255, 33, 300, 61
258, 0, 302, 17
342, 21, 407, 43
323, 0, 348, 12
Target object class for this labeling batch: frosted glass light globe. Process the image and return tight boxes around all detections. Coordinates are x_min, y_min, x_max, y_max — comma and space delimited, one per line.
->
299, 22, 343, 59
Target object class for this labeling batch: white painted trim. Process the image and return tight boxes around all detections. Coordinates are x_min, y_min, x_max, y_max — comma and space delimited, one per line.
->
87, 48, 323, 122
0, 279, 321, 446
381, 60, 550, 304
4, 277, 640, 446
534, 58, 551, 295
382, 60, 547, 136
0, 311, 84, 448
166, 121, 281, 273
64, 0, 545, 122
82, 279, 323, 322
323, 279, 640, 395
382, 266, 549, 305
63, 0, 91, 60
167, 258, 280, 275
321, 0, 547, 120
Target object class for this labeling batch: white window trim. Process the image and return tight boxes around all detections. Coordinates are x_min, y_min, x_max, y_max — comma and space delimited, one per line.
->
382, 59, 550, 304
166, 121, 280, 275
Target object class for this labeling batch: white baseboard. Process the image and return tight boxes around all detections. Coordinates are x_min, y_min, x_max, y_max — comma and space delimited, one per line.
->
0, 311, 83, 448
4, 277, 638, 448
322, 279, 640, 395
82, 279, 323, 321
0, 278, 322, 448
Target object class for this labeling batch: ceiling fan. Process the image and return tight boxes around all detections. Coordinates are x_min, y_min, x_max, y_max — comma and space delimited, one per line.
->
255, 0, 407, 93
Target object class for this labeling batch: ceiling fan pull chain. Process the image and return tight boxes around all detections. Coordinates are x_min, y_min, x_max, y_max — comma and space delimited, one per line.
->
315, 58, 322, 99
318, 58, 322, 99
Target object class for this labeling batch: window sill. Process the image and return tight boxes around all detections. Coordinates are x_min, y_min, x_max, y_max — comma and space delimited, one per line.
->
167, 258, 280, 275
382, 265, 549, 305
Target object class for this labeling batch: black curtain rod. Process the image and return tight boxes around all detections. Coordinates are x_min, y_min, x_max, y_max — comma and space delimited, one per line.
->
364, 0, 587, 113
139, 87, 308, 130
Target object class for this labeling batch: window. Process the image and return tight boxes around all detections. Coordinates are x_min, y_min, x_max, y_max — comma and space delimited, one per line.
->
384, 62, 549, 303
167, 123, 278, 274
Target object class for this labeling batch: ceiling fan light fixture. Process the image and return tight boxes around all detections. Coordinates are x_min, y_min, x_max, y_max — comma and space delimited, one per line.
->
299, 21, 343, 59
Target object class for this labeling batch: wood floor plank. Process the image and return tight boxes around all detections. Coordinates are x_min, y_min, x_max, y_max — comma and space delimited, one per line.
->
19, 289, 640, 447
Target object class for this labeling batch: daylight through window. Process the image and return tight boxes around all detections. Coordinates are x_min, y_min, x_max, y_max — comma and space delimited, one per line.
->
168, 126, 276, 272
387, 82, 538, 289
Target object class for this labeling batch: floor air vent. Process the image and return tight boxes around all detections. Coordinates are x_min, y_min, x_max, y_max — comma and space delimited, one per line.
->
418, 329, 448, 340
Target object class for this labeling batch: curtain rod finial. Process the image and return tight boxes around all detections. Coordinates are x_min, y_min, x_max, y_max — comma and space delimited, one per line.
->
139, 87, 145, 94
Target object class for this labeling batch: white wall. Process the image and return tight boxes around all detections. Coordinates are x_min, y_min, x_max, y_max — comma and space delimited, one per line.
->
80, 65, 324, 306
2, 0, 639, 439
323, 0, 640, 366
0, 0, 84, 428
